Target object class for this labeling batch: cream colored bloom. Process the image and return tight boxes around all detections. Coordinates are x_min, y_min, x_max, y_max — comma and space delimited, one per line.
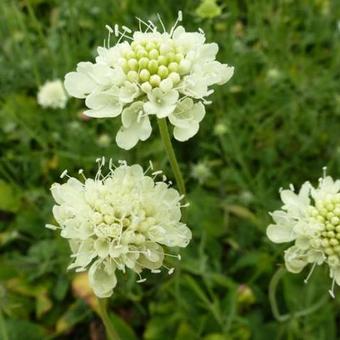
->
47, 158, 191, 297
37, 80, 67, 109
64, 12, 234, 149
267, 170, 340, 297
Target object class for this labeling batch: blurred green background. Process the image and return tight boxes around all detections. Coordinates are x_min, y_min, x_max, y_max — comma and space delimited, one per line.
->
1, 0, 340, 339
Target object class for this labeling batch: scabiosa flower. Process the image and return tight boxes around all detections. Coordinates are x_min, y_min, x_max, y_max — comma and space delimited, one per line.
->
37, 79, 68, 109
46, 158, 191, 298
266, 169, 340, 297
191, 161, 212, 184
64, 11, 234, 149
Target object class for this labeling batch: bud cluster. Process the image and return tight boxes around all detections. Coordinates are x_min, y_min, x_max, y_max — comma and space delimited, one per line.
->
119, 37, 190, 92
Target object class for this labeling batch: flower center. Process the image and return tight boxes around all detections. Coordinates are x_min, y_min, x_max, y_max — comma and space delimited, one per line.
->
311, 194, 340, 258
118, 37, 191, 90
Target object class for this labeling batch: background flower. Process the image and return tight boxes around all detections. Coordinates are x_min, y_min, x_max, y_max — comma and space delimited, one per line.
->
37, 79, 67, 109
267, 173, 340, 297
64, 12, 234, 149
48, 159, 191, 297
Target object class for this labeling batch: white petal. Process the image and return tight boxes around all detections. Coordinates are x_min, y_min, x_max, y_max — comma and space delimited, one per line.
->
156, 104, 177, 119
64, 71, 95, 99
266, 224, 295, 243
173, 123, 199, 142
138, 116, 152, 141
85, 91, 123, 118
121, 102, 144, 127
88, 260, 117, 298
284, 246, 308, 273
217, 64, 234, 85
198, 43, 219, 62
116, 127, 139, 150
94, 238, 110, 258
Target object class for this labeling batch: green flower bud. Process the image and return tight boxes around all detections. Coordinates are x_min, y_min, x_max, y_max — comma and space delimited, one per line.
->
149, 49, 159, 60
126, 51, 136, 59
325, 247, 334, 255
168, 62, 178, 72
139, 69, 151, 82
127, 70, 139, 82
158, 55, 168, 66
149, 74, 161, 87
146, 42, 156, 51
139, 57, 149, 68
128, 58, 138, 71
168, 72, 180, 84
175, 53, 184, 63
141, 81, 152, 93
157, 65, 169, 79
136, 49, 148, 59
148, 60, 159, 74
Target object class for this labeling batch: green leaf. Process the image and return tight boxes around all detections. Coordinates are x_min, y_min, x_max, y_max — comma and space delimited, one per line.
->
5, 319, 47, 340
0, 181, 21, 213
175, 322, 198, 340
109, 313, 138, 340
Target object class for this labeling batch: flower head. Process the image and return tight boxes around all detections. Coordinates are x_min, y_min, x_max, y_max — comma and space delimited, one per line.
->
267, 169, 340, 297
64, 12, 234, 149
37, 79, 68, 109
47, 158, 191, 297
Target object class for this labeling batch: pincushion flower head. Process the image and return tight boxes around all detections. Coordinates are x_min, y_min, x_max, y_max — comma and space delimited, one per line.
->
64, 11, 234, 149
37, 79, 68, 109
266, 169, 340, 297
47, 158, 191, 298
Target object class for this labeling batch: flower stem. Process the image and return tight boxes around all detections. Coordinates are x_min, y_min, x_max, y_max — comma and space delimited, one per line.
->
97, 298, 120, 340
268, 267, 329, 322
157, 118, 186, 198
0, 309, 9, 340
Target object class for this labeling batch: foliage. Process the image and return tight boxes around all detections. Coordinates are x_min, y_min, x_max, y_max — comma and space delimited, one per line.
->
0, 0, 340, 339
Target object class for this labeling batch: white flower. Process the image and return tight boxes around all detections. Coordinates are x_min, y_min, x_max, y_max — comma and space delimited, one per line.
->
169, 98, 205, 141
85, 89, 123, 118
37, 80, 67, 109
267, 171, 340, 297
143, 88, 179, 118
63, 12, 234, 149
116, 102, 152, 150
47, 158, 191, 297
191, 161, 212, 184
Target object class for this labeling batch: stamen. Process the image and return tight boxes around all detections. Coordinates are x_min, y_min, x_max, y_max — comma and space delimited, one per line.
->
156, 14, 166, 33
304, 262, 317, 284
60, 169, 68, 178
329, 278, 336, 298
45, 224, 60, 230
105, 24, 113, 33
136, 17, 154, 32
114, 24, 119, 37
170, 10, 183, 36
122, 25, 132, 34
151, 269, 161, 273
152, 170, 163, 177
78, 169, 87, 181
323, 166, 327, 178
105, 25, 113, 48
178, 10, 183, 22
136, 272, 146, 283
75, 267, 86, 272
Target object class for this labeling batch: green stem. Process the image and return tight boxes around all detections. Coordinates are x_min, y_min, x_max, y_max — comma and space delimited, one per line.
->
0, 309, 9, 340
268, 267, 329, 322
157, 118, 186, 198
97, 298, 120, 340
